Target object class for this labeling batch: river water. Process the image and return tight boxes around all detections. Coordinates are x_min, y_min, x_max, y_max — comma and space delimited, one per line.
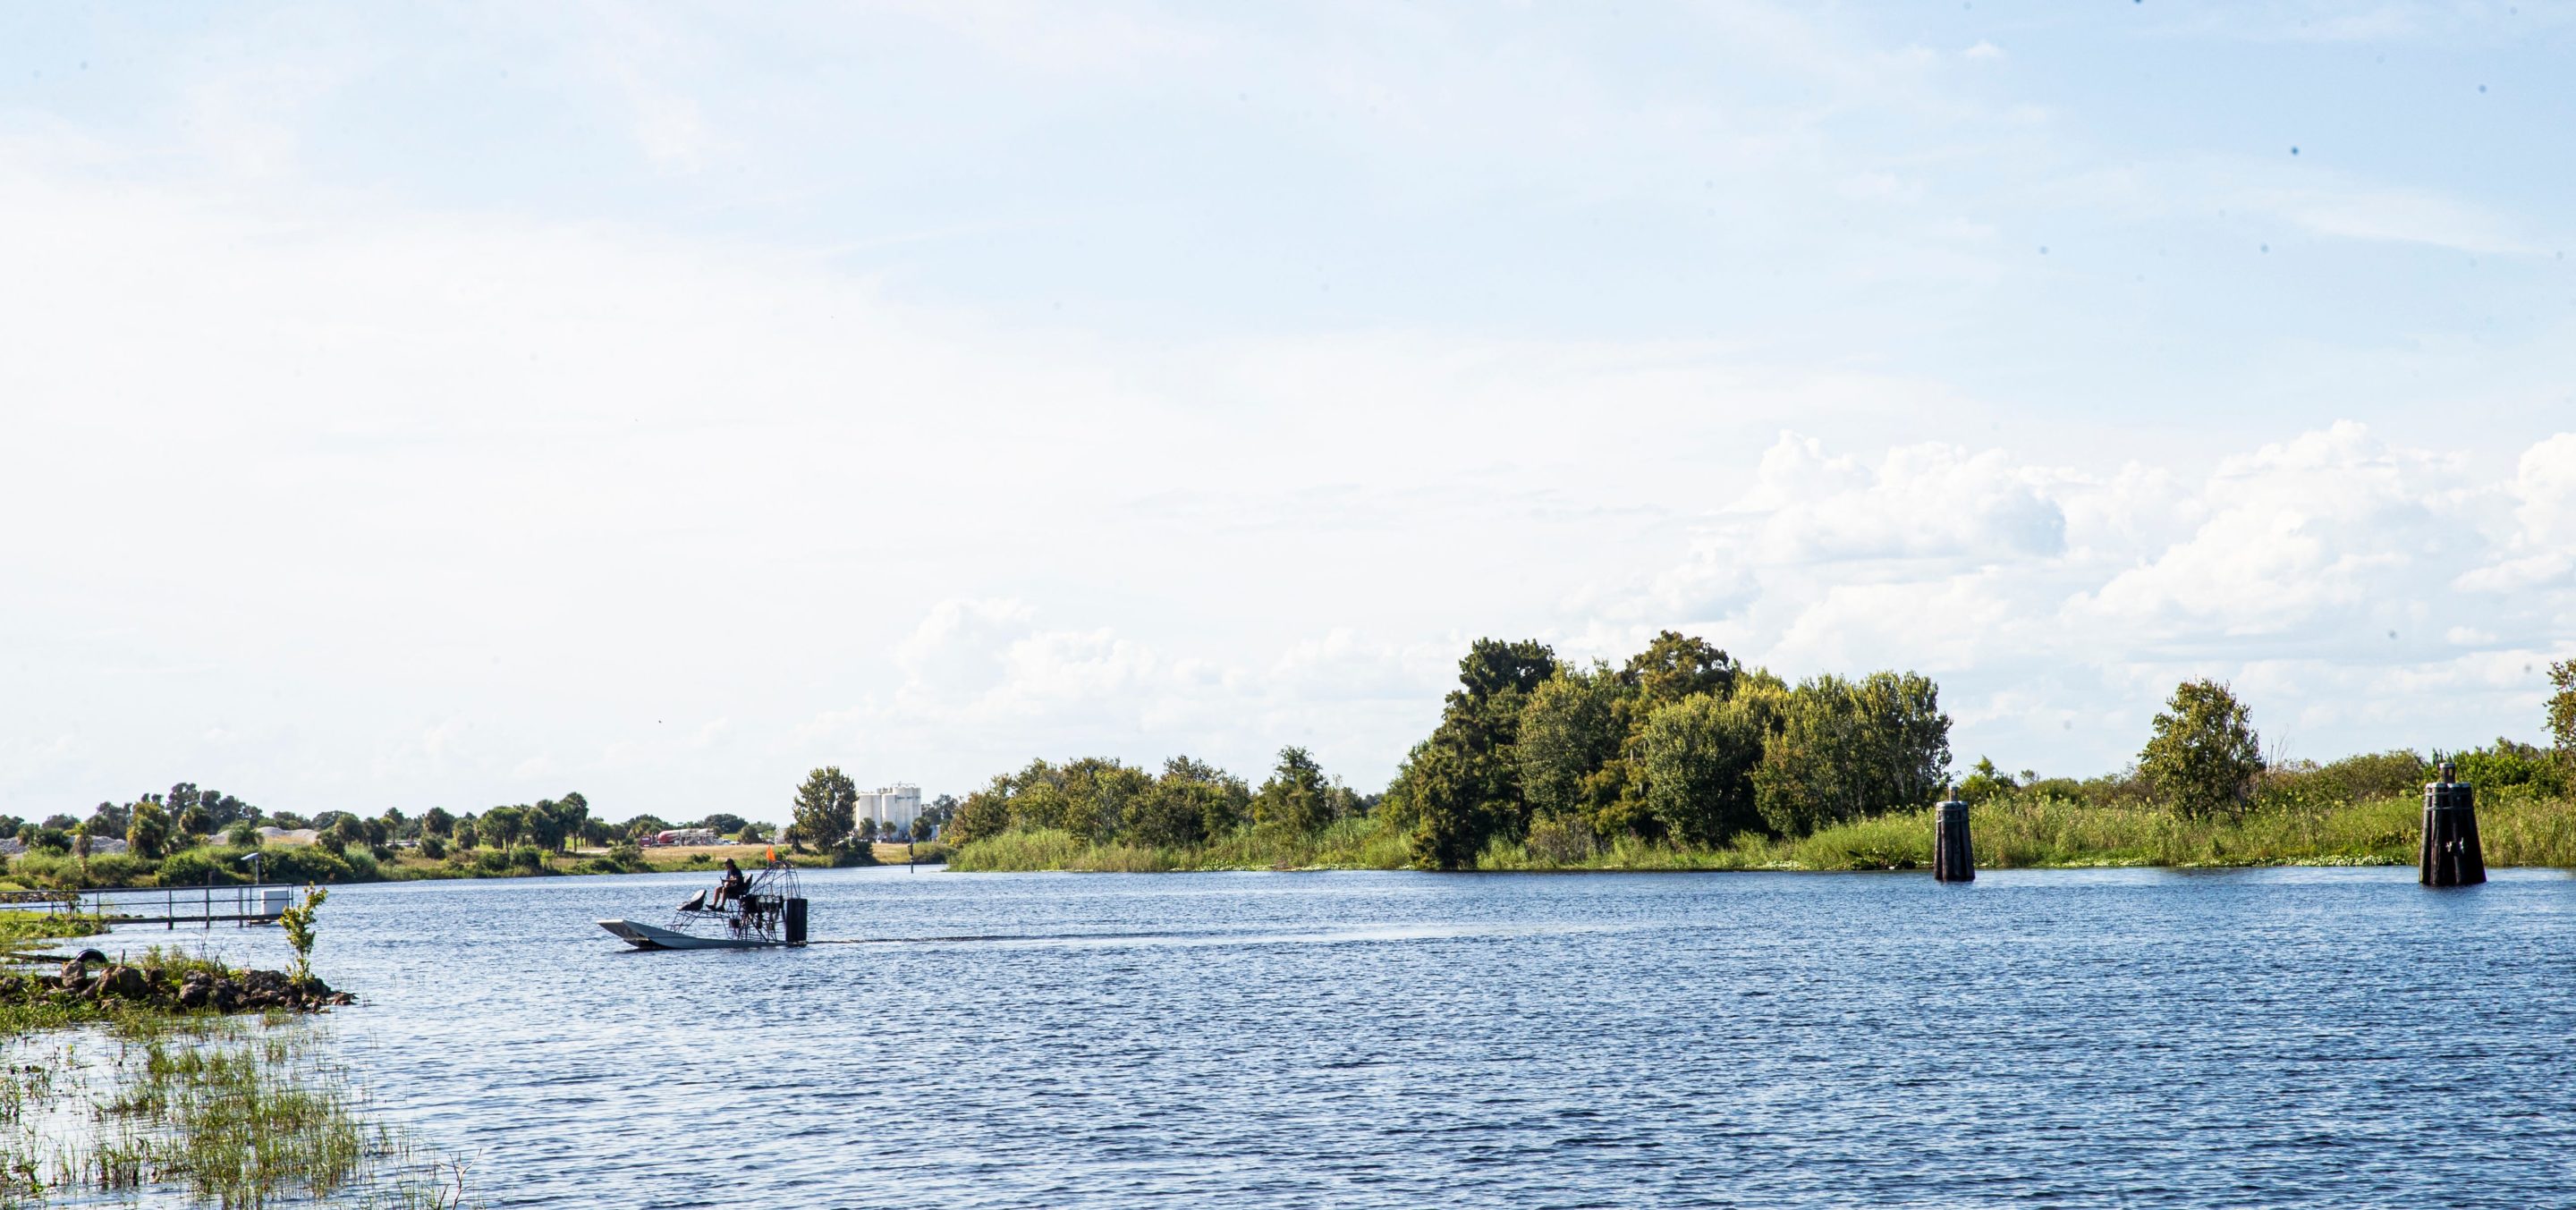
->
139, 865, 2575, 1207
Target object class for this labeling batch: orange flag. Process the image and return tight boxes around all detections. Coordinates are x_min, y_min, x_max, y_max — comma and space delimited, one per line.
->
766, 845, 775, 864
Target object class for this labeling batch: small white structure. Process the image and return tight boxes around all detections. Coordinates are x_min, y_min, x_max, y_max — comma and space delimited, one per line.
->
856, 783, 921, 833
643, 827, 720, 848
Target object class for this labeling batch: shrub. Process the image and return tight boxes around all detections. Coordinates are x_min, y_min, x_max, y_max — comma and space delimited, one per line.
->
157, 847, 250, 887
2443, 740, 2568, 796
507, 845, 547, 874
418, 835, 447, 860
1523, 813, 1598, 866
81, 854, 149, 886
829, 842, 879, 868
2140, 679, 2263, 818
258, 844, 360, 885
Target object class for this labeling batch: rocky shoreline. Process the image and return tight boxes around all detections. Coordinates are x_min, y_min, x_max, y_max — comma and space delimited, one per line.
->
5, 949, 354, 1014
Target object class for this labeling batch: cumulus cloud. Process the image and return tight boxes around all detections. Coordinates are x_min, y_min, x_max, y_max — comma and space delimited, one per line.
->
1595, 424, 2576, 774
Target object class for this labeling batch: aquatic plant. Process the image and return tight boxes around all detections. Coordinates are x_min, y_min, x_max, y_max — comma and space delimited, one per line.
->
278, 885, 326, 985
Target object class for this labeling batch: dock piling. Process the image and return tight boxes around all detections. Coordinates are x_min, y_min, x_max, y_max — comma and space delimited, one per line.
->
2420, 761, 2486, 887
1934, 800, 1974, 883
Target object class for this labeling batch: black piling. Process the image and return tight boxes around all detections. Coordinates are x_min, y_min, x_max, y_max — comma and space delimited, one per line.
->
1933, 800, 1974, 883
784, 897, 809, 944
2419, 761, 2486, 887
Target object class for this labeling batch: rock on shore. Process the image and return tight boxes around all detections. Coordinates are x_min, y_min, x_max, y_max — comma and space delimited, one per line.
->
5, 953, 356, 1014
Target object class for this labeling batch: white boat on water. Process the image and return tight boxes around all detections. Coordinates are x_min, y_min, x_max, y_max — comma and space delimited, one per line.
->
596, 918, 777, 950
599, 856, 808, 951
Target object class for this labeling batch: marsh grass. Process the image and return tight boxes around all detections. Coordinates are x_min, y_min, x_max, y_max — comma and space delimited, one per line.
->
949, 817, 1413, 873
0, 916, 106, 948
0, 1009, 477, 1209
953, 791, 2576, 874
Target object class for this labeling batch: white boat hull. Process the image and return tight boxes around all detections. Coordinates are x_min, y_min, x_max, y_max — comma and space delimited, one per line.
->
597, 918, 779, 951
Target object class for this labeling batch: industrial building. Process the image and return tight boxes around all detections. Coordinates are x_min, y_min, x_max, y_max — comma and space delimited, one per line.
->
856, 783, 921, 833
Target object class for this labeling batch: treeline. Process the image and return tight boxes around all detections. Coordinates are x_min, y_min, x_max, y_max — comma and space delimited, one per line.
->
941, 631, 1952, 871
945, 749, 1371, 850
1380, 632, 1949, 867
0, 782, 806, 887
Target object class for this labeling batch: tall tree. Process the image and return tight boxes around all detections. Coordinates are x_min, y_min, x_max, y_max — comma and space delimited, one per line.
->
791, 766, 859, 850
482, 806, 526, 850
1640, 686, 1780, 846
1619, 630, 1740, 707
548, 793, 589, 852
1514, 670, 1625, 824
1399, 639, 1559, 868
126, 800, 174, 860
2140, 679, 2263, 818
1253, 747, 1335, 833
523, 800, 568, 852
946, 776, 1016, 846
1850, 671, 1953, 811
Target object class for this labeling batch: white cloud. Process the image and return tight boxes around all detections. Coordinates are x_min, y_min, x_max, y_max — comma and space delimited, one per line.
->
1595, 423, 2575, 776
3, 1, 2572, 819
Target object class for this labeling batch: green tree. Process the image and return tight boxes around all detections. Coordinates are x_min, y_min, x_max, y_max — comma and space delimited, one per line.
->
1395, 725, 1517, 870
482, 806, 525, 850
451, 817, 480, 850
1058, 758, 1151, 842
945, 777, 1015, 846
1123, 757, 1246, 846
175, 802, 212, 838
1514, 670, 1625, 824
1252, 747, 1335, 833
792, 767, 859, 850
552, 792, 589, 851
1619, 630, 1739, 707
421, 807, 455, 838
2140, 678, 2263, 818
126, 800, 174, 860
1397, 638, 1558, 868
1850, 670, 1953, 810
1749, 673, 1948, 834
1640, 686, 1778, 846
2549, 659, 2576, 765
1956, 757, 2017, 804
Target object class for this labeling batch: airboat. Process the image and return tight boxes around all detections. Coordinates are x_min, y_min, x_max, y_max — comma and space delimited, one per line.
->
597, 855, 809, 950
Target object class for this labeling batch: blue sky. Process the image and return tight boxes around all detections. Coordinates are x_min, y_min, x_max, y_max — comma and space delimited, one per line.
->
2, 2, 2571, 822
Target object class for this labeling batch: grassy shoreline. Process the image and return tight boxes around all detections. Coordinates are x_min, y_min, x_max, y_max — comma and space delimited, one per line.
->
0, 841, 945, 893
948, 791, 2576, 874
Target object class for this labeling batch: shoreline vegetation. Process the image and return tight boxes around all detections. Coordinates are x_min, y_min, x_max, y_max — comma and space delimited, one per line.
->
950, 788, 2576, 873
946, 634, 2576, 875
3, 782, 958, 893
0, 893, 478, 1207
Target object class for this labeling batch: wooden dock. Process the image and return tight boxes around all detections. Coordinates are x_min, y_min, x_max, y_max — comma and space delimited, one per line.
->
0, 885, 289, 929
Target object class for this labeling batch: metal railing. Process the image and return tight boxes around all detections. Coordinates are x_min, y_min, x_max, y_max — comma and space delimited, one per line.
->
0, 884, 289, 928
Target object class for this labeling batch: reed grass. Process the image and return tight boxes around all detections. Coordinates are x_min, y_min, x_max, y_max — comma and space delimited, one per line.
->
951, 791, 2576, 874
0, 1012, 478, 1209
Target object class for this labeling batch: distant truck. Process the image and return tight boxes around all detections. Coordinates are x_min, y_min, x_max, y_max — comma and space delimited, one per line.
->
641, 827, 721, 848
